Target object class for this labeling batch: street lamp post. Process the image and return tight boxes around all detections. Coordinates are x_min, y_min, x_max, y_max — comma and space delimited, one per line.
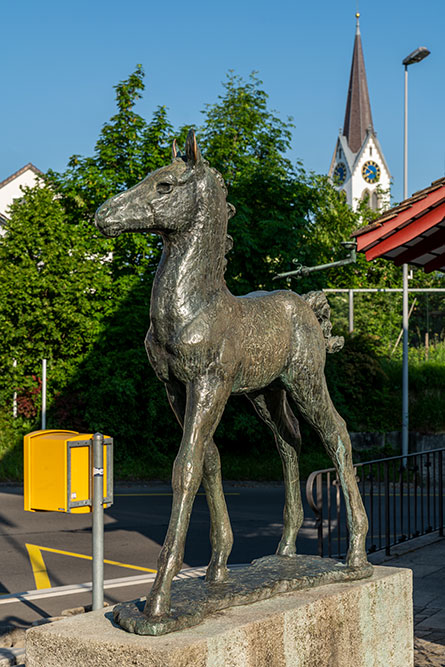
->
401, 46, 430, 462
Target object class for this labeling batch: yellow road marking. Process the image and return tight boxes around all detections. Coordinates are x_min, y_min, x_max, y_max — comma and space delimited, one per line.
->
26, 544, 51, 590
115, 492, 240, 497
25, 543, 157, 590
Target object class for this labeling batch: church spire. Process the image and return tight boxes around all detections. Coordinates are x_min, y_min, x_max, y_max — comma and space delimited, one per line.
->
343, 13, 374, 153
329, 13, 390, 211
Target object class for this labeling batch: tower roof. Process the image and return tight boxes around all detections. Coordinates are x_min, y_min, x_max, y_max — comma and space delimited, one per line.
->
343, 14, 374, 154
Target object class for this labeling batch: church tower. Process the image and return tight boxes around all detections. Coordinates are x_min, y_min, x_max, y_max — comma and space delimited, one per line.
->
329, 14, 390, 211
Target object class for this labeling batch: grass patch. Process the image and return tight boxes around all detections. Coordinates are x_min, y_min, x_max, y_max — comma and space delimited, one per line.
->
0, 417, 29, 481
113, 453, 174, 482
111, 444, 332, 483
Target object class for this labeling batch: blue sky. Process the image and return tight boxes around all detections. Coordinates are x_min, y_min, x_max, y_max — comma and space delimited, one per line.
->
1, 0, 443, 204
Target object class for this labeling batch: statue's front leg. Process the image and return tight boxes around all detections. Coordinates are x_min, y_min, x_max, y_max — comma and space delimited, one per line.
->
144, 376, 231, 619
164, 381, 233, 585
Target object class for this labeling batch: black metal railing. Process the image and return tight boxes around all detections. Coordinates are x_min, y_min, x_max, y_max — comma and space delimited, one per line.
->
306, 448, 445, 558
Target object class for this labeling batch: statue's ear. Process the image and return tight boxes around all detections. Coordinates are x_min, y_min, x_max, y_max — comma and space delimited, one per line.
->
172, 138, 186, 160
185, 129, 202, 166
172, 139, 181, 159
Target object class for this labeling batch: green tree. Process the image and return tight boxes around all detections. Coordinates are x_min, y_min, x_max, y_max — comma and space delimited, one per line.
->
48, 64, 173, 281
43, 66, 177, 457
199, 72, 293, 185
195, 72, 358, 295
0, 184, 112, 417
0, 68, 177, 478
49, 64, 173, 217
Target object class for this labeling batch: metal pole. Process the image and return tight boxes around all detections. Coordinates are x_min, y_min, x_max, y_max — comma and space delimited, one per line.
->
402, 65, 409, 463
41, 359, 47, 430
402, 65, 409, 457
92, 432, 104, 611
425, 294, 430, 360
12, 359, 17, 419
402, 264, 409, 462
348, 289, 354, 333
404, 66, 408, 199
323, 288, 445, 293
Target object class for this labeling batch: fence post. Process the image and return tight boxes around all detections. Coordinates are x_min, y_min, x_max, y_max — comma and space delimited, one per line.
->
348, 289, 354, 333
439, 451, 444, 538
384, 462, 391, 556
316, 473, 323, 557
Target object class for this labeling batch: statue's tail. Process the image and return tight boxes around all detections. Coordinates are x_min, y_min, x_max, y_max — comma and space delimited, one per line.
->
301, 291, 344, 354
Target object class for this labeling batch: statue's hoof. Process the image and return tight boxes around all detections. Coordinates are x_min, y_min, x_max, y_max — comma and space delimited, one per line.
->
345, 560, 373, 579
113, 601, 203, 636
276, 543, 297, 557
205, 564, 229, 584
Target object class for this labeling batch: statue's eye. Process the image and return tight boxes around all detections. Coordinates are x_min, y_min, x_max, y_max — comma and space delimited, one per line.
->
157, 182, 173, 194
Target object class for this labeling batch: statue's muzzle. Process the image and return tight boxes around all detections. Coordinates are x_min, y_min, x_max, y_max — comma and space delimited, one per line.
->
95, 194, 154, 237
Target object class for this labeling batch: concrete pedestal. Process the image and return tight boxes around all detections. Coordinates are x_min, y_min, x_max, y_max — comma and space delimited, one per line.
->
26, 566, 413, 667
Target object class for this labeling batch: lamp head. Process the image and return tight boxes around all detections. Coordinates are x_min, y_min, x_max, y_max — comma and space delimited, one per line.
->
403, 47, 430, 67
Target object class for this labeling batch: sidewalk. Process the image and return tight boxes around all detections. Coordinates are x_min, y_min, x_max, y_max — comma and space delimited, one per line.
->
369, 532, 445, 666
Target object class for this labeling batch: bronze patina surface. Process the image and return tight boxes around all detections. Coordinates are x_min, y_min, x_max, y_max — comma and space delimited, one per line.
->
95, 130, 371, 634
113, 555, 373, 636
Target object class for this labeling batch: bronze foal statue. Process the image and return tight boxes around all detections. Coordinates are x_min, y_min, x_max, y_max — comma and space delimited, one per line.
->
95, 130, 370, 629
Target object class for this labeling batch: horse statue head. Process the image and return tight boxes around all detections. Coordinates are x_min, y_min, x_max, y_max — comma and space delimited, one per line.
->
95, 130, 235, 241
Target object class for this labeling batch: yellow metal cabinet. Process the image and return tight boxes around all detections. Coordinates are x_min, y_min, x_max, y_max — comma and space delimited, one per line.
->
24, 430, 113, 513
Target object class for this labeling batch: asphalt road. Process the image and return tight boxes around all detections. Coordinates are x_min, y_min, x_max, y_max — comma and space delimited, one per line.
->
0, 482, 320, 625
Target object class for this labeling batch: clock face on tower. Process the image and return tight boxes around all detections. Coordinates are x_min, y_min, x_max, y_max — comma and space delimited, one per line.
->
362, 160, 381, 184
333, 162, 347, 185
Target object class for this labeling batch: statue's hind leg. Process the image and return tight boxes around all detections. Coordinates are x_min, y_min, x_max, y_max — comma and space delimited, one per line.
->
165, 381, 233, 584
283, 371, 369, 570
202, 440, 233, 582
247, 388, 303, 557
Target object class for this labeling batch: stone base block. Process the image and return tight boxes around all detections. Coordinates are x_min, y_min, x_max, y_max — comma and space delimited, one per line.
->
26, 566, 413, 667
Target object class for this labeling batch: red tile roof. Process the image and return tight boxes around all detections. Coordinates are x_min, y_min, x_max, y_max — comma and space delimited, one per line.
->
352, 178, 445, 273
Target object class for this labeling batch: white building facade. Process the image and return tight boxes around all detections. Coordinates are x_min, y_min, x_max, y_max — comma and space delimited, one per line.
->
0, 163, 43, 234
329, 15, 390, 211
